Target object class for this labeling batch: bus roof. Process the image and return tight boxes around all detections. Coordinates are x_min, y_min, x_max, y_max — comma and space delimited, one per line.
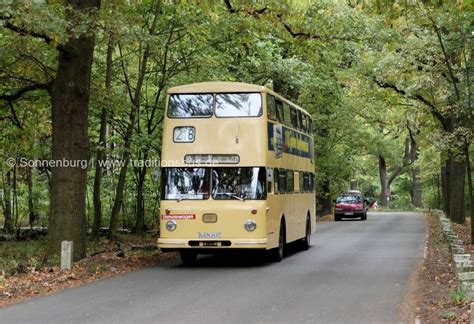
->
168, 82, 266, 94
167, 81, 308, 115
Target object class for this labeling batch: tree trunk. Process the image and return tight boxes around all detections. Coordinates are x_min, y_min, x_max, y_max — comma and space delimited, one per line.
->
465, 143, 474, 243
379, 155, 388, 207
91, 35, 114, 240
12, 164, 19, 231
449, 156, 466, 224
109, 0, 162, 239
436, 173, 442, 209
441, 161, 450, 218
409, 126, 422, 208
411, 166, 422, 208
2, 171, 13, 234
135, 164, 147, 233
319, 178, 332, 217
378, 137, 411, 208
48, 0, 101, 261
350, 180, 358, 190
25, 167, 37, 229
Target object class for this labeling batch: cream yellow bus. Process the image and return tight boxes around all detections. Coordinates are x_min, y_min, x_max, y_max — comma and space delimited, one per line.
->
158, 82, 316, 265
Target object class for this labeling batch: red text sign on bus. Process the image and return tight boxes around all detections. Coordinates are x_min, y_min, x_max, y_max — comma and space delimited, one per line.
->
162, 214, 196, 220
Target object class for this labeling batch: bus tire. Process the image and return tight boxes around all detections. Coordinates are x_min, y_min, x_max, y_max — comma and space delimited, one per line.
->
300, 216, 311, 251
270, 222, 286, 262
180, 250, 197, 266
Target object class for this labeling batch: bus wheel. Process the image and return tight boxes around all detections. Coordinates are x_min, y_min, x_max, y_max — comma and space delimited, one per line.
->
180, 250, 197, 266
270, 222, 286, 262
300, 217, 311, 251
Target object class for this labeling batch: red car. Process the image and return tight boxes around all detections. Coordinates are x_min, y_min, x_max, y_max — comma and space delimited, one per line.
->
334, 191, 368, 221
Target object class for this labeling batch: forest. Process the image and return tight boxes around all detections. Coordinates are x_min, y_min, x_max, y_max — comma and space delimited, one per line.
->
0, 0, 472, 261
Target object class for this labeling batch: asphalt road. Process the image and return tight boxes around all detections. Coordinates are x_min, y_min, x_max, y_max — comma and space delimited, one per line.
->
1, 212, 426, 324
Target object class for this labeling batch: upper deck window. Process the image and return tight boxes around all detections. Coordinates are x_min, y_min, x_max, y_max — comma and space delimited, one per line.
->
290, 108, 298, 129
168, 94, 213, 117
275, 99, 284, 123
215, 93, 262, 117
267, 95, 277, 121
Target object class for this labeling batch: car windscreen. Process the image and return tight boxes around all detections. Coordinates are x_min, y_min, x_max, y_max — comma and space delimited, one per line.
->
167, 94, 213, 117
212, 167, 266, 200
161, 168, 210, 200
336, 195, 361, 204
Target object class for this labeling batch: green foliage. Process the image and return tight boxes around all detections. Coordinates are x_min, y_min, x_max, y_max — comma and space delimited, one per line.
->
439, 310, 456, 319
450, 288, 468, 304
1, 0, 472, 235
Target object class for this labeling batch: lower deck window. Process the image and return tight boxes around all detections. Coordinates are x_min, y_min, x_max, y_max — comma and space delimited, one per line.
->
161, 168, 210, 200
212, 167, 266, 200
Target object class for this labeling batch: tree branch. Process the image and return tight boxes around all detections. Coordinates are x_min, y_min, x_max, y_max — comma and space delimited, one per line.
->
0, 82, 52, 103
223, 0, 267, 15
281, 18, 360, 42
222, 1, 354, 42
373, 77, 448, 130
223, 0, 237, 13
2, 20, 66, 53
8, 102, 22, 129
429, 15, 461, 101
387, 136, 411, 187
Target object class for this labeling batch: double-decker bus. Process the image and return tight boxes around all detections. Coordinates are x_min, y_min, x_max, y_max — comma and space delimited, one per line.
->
158, 82, 316, 264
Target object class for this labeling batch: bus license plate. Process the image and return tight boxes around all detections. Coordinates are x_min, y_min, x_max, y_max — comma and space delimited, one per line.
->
201, 242, 220, 247
198, 232, 221, 239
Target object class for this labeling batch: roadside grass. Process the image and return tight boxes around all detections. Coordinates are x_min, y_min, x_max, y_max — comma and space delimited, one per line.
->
0, 239, 50, 277
439, 310, 456, 320
0, 234, 177, 306
450, 289, 468, 304
0, 233, 161, 277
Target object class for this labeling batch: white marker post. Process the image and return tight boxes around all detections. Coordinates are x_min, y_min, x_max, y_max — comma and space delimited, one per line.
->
61, 241, 73, 270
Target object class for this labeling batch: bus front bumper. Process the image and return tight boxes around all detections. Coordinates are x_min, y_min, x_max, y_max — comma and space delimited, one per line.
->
157, 238, 268, 250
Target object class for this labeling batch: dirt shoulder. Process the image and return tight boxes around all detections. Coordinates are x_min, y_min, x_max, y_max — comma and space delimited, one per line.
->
414, 212, 471, 322
0, 236, 177, 307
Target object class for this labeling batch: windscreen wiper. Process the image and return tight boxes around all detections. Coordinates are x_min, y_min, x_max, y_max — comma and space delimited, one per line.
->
225, 193, 244, 201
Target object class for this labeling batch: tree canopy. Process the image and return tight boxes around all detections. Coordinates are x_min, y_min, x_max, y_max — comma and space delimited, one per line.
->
0, 0, 472, 257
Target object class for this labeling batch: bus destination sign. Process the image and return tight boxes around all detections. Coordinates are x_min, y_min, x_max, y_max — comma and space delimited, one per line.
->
184, 154, 240, 165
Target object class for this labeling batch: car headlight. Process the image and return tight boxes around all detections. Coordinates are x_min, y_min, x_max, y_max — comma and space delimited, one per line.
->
166, 220, 177, 231
335, 208, 342, 211
244, 219, 257, 232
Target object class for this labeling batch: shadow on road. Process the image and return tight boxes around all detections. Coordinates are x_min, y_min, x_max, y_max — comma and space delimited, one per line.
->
157, 241, 311, 269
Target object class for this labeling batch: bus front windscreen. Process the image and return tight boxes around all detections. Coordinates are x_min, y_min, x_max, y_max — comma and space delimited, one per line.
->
168, 94, 213, 117
161, 168, 210, 200
215, 93, 262, 117
167, 93, 262, 118
212, 167, 266, 200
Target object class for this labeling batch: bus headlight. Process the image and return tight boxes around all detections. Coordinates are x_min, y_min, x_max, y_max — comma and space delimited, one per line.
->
166, 220, 177, 231
244, 219, 257, 232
